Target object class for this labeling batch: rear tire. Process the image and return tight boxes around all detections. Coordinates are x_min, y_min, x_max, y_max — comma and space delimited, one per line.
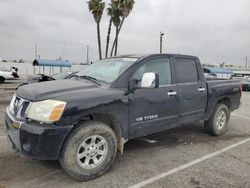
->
204, 103, 230, 136
60, 121, 117, 181
0, 77, 5, 83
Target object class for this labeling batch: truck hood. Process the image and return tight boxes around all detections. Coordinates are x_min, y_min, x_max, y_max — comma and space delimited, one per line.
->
16, 79, 99, 101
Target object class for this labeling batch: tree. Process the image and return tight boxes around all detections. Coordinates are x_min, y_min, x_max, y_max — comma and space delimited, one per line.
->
110, 0, 135, 56
105, 9, 113, 58
87, 0, 105, 60
109, 0, 122, 57
105, 0, 118, 58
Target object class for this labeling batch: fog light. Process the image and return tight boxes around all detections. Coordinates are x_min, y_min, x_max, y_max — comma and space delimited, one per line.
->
22, 140, 31, 152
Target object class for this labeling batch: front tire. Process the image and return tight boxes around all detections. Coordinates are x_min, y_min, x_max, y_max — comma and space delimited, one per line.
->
60, 121, 117, 181
204, 103, 230, 136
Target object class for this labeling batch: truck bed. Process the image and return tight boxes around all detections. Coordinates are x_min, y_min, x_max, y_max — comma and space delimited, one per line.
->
204, 79, 241, 120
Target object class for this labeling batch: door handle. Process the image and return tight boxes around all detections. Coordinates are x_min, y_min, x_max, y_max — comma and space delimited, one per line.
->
167, 91, 177, 96
198, 87, 206, 92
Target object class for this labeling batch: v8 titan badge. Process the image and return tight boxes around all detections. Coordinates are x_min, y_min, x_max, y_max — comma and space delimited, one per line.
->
136, 114, 159, 122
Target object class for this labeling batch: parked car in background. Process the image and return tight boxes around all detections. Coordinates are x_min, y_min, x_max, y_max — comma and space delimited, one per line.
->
0, 70, 15, 83
0, 66, 19, 83
10, 67, 19, 78
230, 73, 250, 91
52, 71, 77, 80
18, 71, 77, 87
203, 67, 217, 78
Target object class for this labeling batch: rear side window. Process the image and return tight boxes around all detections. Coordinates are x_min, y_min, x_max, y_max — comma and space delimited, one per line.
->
175, 58, 198, 83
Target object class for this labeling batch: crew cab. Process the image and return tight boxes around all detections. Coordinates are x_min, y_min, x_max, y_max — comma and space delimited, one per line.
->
5, 54, 241, 181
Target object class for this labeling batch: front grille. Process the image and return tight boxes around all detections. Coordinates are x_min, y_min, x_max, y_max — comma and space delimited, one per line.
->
9, 94, 30, 119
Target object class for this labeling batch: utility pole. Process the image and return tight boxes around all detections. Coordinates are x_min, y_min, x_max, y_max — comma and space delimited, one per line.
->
246, 56, 248, 68
33, 44, 38, 75
35, 44, 38, 59
160, 32, 165, 54
86, 45, 89, 64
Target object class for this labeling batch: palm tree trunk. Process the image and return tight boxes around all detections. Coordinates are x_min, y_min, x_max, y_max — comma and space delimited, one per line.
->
118, 16, 125, 33
115, 26, 119, 56
110, 17, 125, 57
97, 23, 102, 60
105, 19, 112, 58
110, 35, 116, 57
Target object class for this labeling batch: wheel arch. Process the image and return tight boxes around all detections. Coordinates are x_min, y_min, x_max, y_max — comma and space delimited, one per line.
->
62, 112, 126, 155
217, 97, 232, 111
204, 97, 232, 121
90, 113, 126, 154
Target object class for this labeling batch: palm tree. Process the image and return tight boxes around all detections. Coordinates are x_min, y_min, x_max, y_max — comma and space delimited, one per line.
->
105, 1, 115, 58
119, 0, 135, 31
109, 0, 122, 57
110, 0, 135, 56
87, 0, 105, 60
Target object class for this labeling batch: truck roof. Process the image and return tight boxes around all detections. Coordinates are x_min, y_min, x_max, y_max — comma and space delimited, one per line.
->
114, 53, 198, 60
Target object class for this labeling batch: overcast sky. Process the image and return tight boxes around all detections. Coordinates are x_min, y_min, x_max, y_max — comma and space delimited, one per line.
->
0, 0, 249, 65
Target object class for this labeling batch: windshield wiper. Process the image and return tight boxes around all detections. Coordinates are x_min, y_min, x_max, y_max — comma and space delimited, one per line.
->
79, 75, 101, 86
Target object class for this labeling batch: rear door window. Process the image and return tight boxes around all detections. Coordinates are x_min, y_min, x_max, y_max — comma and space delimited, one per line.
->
175, 58, 198, 83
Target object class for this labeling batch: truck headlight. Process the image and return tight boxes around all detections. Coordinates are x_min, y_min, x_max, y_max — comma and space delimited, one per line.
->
27, 100, 66, 123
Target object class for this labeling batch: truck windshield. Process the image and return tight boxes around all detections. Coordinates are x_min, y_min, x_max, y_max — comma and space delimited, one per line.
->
76, 58, 138, 83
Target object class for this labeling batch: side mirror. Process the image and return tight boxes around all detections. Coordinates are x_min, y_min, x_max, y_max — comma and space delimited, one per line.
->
141, 72, 159, 88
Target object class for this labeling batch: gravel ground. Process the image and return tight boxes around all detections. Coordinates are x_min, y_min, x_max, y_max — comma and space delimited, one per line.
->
0, 80, 249, 188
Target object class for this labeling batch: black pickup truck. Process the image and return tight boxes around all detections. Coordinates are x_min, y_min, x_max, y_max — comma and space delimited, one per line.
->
5, 54, 241, 181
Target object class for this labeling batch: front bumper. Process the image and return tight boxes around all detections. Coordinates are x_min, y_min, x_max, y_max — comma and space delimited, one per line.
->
5, 108, 73, 160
